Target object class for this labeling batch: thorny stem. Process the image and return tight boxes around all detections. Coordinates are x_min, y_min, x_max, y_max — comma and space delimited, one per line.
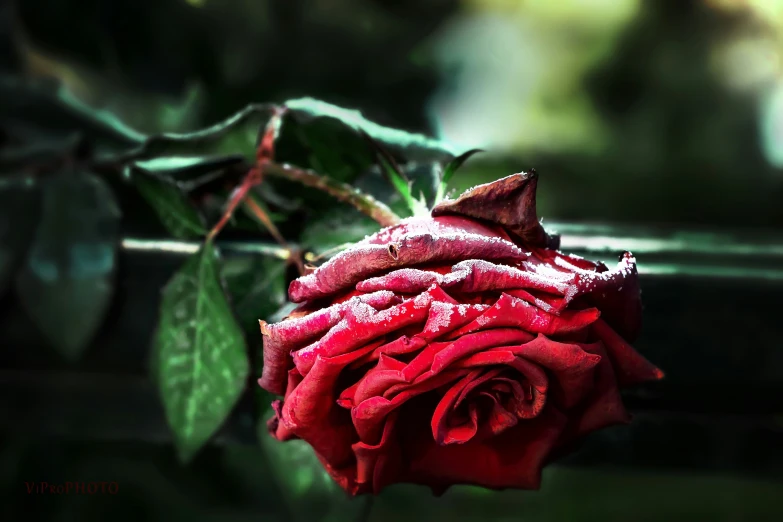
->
263, 162, 402, 227
206, 107, 286, 242
204, 107, 308, 275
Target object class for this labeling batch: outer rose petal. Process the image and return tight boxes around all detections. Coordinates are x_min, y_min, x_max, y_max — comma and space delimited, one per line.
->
556, 341, 632, 445
446, 293, 600, 339
291, 288, 436, 375
260, 290, 399, 394
288, 229, 528, 302
278, 344, 380, 467
442, 259, 574, 296
591, 318, 663, 386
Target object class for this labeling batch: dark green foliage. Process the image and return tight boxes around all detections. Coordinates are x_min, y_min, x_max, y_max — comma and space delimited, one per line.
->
15, 169, 121, 360
0, 174, 40, 296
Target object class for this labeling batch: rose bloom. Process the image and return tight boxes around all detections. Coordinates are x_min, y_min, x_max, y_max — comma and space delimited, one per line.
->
259, 172, 663, 496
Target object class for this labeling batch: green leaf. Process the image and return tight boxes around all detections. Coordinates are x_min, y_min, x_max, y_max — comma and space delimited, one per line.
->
154, 240, 250, 462
15, 169, 121, 360
221, 255, 287, 336
0, 175, 41, 297
284, 97, 458, 163
130, 166, 207, 240
275, 115, 373, 185
435, 148, 484, 204
132, 104, 274, 164
0, 75, 145, 161
441, 148, 485, 186
131, 154, 246, 186
299, 206, 381, 256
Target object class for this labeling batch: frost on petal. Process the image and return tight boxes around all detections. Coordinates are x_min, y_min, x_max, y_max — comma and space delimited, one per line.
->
446, 293, 601, 339
419, 301, 490, 341
288, 231, 528, 303
581, 252, 643, 342
364, 215, 510, 246
356, 268, 444, 294
291, 290, 435, 376
529, 250, 642, 341
442, 259, 573, 295
259, 290, 400, 395
431, 171, 559, 249
504, 288, 568, 315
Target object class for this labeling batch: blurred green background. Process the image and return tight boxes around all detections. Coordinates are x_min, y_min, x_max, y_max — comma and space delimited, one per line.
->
3, 0, 783, 228
2, 0, 783, 521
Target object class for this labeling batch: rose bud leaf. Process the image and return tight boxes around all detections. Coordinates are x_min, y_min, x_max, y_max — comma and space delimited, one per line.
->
153, 240, 250, 463
0, 174, 41, 298
434, 148, 485, 204
15, 169, 120, 361
360, 129, 430, 218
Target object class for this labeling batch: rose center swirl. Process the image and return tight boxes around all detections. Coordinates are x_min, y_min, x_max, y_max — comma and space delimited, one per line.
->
431, 362, 548, 445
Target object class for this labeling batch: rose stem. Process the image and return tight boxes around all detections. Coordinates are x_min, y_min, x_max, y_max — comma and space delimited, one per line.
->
206, 107, 286, 242
263, 161, 401, 227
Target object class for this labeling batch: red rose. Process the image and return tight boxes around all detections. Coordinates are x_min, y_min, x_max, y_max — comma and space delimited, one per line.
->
259, 172, 663, 495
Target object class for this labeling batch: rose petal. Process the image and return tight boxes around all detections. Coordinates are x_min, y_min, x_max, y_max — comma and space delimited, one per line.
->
432, 367, 515, 445
504, 288, 568, 315
292, 290, 434, 375
356, 268, 444, 294
582, 252, 643, 342
442, 259, 574, 295
530, 250, 642, 341
289, 231, 528, 303
430, 171, 558, 249
278, 344, 380, 468
352, 369, 470, 443
351, 411, 403, 495
366, 215, 513, 246
501, 334, 601, 409
259, 291, 400, 395
347, 335, 429, 370
591, 318, 664, 386
404, 406, 568, 491
431, 355, 550, 445
431, 328, 537, 374
447, 293, 600, 339
418, 301, 490, 341
557, 341, 631, 444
